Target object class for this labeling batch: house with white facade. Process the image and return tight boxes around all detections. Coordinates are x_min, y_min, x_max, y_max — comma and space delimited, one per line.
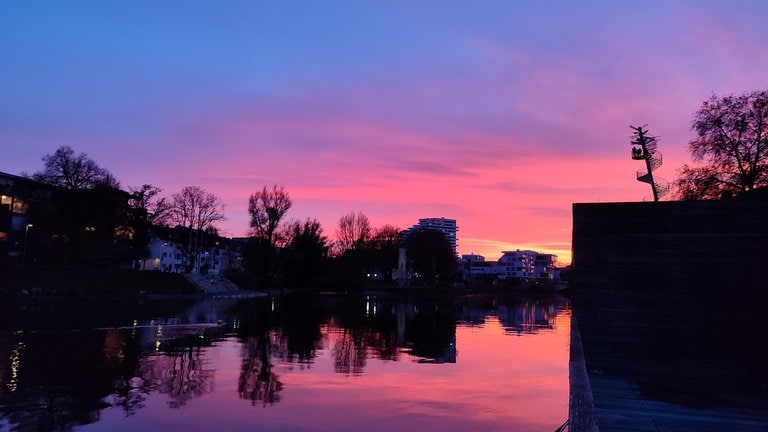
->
139, 227, 243, 275
460, 254, 497, 279
497, 250, 558, 281
497, 250, 536, 280
533, 253, 558, 280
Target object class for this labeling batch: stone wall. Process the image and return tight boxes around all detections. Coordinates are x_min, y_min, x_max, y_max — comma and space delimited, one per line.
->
571, 197, 768, 402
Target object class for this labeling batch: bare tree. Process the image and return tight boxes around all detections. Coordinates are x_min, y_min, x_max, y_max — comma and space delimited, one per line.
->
370, 224, 402, 248
129, 184, 171, 226
247, 185, 292, 288
169, 186, 226, 272
336, 211, 371, 252
248, 185, 292, 248
674, 89, 768, 199
31, 146, 117, 189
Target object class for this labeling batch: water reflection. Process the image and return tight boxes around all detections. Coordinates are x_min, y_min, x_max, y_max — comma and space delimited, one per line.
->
0, 292, 570, 431
239, 334, 282, 406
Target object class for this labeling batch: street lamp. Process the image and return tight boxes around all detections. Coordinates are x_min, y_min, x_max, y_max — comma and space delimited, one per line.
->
22, 224, 33, 265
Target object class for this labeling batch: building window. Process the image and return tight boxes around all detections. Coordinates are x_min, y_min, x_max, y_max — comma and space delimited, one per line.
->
11, 198, 28, 215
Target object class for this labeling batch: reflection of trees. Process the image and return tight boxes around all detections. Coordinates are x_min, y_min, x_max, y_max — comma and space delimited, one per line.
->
0, 297, 214, 430
0, 292, 573, 431
109, 328, 218, 413
332, 328, 368, 376
238, 335, 282, 406
108, 382, 146, 417
327, 296, 457, 370
0, 330, 130, 431
402, 299, 458, 363
138, 347, 214, 409
229, 298, 286, 406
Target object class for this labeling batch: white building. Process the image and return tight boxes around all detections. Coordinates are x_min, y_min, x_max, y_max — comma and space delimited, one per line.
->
407, 217, 458, 254
140, 230, 243, 275
142, 236, 185, 272
533, 253, 558, 280
497, 250, 558, 281
460, 254, 496, 279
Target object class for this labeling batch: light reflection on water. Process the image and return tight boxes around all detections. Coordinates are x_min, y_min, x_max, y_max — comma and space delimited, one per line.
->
0, 292, 570, 432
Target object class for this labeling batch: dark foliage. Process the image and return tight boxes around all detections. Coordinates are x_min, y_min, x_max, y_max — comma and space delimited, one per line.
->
675, 90, 768, 200
282, 219, 329, 288
402, 228, 457, 283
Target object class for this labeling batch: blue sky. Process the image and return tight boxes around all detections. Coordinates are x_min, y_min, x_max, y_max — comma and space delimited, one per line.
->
3, 1, 768, 262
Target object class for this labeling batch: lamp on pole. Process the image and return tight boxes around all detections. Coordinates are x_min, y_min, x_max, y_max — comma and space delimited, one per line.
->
23, 224, 33, 265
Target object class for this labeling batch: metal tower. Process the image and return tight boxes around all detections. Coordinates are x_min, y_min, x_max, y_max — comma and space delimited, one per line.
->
630, 125, 669, 201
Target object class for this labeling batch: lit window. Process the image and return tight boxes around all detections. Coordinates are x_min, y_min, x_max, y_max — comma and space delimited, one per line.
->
11, 199, 27, 215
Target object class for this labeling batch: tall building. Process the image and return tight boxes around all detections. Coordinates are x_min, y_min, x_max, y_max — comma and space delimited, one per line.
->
407, 217, 458, 254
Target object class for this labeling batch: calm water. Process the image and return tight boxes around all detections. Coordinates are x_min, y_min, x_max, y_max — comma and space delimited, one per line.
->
0, 291, 571, 432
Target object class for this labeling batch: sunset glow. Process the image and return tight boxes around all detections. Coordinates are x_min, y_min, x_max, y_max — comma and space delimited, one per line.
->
3, 2, 768, 263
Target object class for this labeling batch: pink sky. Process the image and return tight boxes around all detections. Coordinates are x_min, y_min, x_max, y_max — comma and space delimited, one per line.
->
3, 2, 768, 263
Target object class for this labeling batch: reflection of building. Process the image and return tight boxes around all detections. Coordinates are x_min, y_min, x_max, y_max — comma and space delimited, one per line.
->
497, 302, 557, 334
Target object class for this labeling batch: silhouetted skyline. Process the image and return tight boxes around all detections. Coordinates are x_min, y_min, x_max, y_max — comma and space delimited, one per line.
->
3, 1, 767, 263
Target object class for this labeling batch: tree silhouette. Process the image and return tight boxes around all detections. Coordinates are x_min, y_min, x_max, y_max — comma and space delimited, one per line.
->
368, 224, 403, 281
402, 228, 457, 284
248, 185, 292, 247
336, 211, 371, 253
169, 186, 225, 272
247, 185, 292, 287
675, 89, 768, 200
128, 184, 171, 227
283, 218, 328, 288
31, 146, 117, 190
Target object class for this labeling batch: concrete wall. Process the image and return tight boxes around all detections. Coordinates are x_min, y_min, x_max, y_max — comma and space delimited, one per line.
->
571, 197, 768, 399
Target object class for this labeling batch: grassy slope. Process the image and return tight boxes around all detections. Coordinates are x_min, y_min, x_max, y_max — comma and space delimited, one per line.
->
0, 265, 199, 299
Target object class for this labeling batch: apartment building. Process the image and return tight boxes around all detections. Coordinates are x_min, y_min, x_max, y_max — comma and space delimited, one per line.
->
406, 217, 458, 254
462, 250, 559, 281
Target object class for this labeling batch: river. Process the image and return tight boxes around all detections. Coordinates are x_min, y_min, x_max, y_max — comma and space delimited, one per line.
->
0, 291, 570, 431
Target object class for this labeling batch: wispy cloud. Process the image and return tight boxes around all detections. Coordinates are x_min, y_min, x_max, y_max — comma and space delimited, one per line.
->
3, 1, 768, 262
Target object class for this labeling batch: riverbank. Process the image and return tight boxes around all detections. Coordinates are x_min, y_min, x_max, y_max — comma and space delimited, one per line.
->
0, 265, 199, 299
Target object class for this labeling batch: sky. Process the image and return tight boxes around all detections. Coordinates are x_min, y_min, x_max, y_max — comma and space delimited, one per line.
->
2, 1, 768, 264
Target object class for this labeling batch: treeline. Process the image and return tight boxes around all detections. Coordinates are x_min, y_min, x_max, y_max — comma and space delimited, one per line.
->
19, 147, 458, 289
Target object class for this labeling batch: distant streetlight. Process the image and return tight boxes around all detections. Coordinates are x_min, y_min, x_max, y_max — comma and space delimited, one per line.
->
22, 224, 33, 265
